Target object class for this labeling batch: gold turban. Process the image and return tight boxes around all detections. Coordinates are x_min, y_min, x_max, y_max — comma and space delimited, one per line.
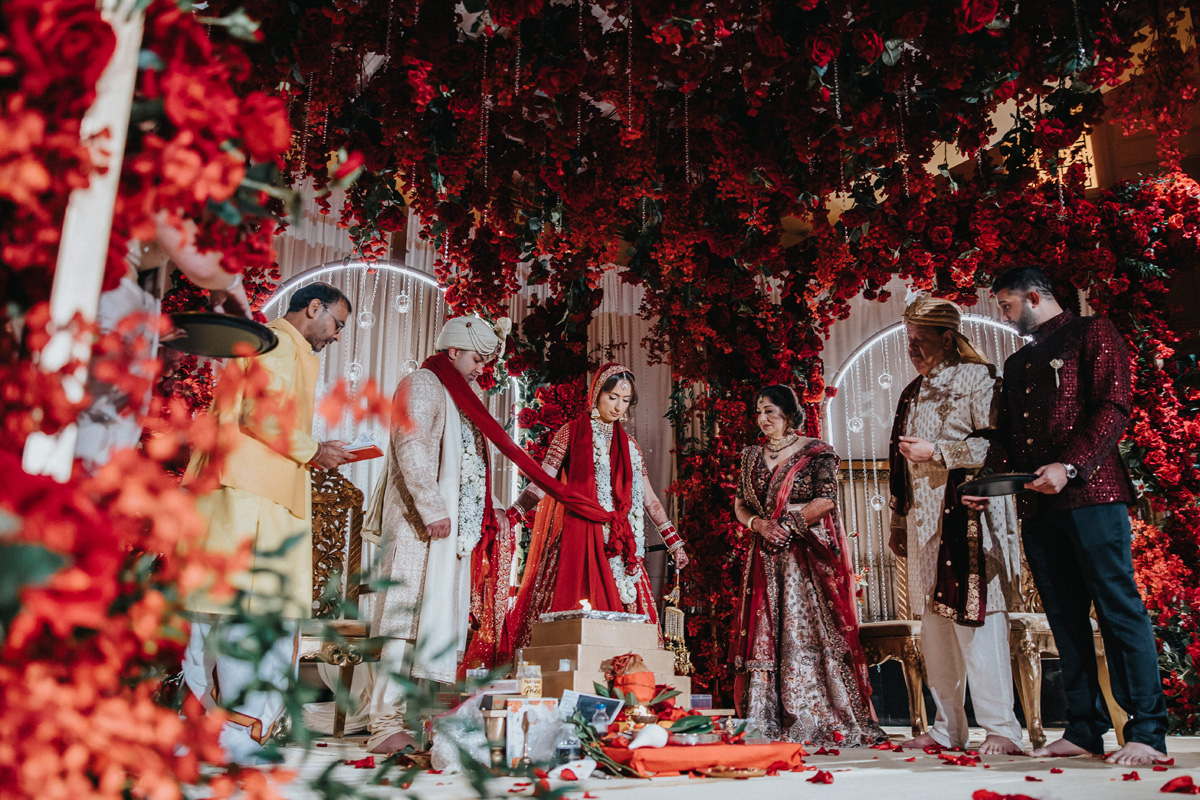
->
902, 295, 989, 366
434, 315, 513, 360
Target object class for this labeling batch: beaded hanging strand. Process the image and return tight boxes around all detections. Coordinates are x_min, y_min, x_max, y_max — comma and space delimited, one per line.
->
684, 91, 692, 184
480, 28, 491, 224
577, 0, 585, 149
383, 0, 395, 63
296, 72, 315, 184
898, 59, 912, 199
322, 45, 336, 150
1070, 0, 1088, 67
625, 0, 634, 135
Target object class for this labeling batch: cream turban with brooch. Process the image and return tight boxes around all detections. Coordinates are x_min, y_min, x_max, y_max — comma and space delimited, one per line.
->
435, 316, 513, 360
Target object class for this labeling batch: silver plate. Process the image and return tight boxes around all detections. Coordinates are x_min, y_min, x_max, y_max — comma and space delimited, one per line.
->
537, 610, 650, 623
959, 473, 1039, 497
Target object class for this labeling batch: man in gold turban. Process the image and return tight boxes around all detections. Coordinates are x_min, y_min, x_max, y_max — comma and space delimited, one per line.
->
363, 315, 516, 753
887, 295, 1024, 755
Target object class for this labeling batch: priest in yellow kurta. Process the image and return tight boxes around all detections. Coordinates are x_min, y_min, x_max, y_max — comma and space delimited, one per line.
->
181, 282, 353, 763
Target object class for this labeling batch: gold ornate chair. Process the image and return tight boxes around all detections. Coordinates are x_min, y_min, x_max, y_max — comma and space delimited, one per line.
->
298, 468, 379, 737
858, 617, 927, 738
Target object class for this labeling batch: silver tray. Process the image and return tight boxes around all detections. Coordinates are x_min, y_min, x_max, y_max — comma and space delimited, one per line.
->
165, 312, 277, 358
959, 473, 1039, 497
537, 609, 649, 623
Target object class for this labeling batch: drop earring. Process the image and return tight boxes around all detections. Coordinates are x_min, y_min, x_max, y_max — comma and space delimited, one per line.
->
590, 407, 600, 419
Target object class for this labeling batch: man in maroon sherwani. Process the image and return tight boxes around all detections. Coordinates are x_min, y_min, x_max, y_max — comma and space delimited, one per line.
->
966, 267, 1167, 766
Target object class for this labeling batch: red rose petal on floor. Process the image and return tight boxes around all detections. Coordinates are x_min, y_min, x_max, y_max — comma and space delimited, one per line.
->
342, 756, 376, 768
1124, 772, 1141, 781
925, 745, 945, 755
1156, 766, 1171, 772
584, 794, 598, 799
833, 731, 845, 743
315, 742, 328, 747
1050, 768, 1064, 774
1026, 776, 1043, 782
1162, 775, 1200, 794
905, 757, 917, 762
815, 747, 831, 755
807, 770, 835, 784
561, 769, 578, 781
428, 769, 443, 775
1159, 759, 1177, 766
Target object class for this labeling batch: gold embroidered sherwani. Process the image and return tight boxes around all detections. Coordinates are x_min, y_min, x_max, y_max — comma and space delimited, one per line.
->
184, 317, 320, 618
366, 368, 494, 684
890, 361, 1020, 617
889, 359, 1024, 747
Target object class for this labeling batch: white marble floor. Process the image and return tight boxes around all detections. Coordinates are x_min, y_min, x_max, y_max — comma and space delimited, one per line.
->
262, 727, 1199, 800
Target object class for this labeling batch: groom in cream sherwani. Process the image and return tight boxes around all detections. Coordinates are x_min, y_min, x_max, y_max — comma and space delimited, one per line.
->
888, 295, 1024, 755
361, 315, 514, 754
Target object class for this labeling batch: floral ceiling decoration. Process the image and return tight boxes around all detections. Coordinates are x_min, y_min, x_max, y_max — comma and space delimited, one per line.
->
3, 5, 1200, 799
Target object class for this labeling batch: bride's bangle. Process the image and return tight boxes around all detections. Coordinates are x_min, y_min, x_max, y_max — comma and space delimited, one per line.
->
746, 515, 759, 533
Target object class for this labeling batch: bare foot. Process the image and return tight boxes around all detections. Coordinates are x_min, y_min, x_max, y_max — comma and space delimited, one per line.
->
1028, 738, 1096, 758
1104, 742, 1167, 766
979, 735, 1024, 755
900, 732, 943, 750
368, 730, 418, 755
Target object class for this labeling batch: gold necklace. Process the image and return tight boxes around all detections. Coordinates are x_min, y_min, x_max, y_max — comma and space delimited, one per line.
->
765, 432, 799, 453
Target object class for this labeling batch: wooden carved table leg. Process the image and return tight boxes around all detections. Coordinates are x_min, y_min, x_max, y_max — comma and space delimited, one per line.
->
1012, 632, 1045, 750
333, 662, 355, 739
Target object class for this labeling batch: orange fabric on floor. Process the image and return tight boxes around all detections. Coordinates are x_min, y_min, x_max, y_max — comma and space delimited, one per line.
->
601, 742, 806, 777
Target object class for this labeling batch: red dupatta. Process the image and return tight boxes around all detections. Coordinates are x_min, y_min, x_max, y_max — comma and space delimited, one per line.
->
549, 414, 635, 612
730, 441, 874, 717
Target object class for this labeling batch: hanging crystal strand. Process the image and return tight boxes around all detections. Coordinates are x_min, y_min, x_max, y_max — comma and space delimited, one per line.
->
480, 31, 491, 224
897, 66, 911, 199
684, 91, 692, 184
322, 45, 336, 150
295, 72, 315, 184
577, 0, 585, 149
1070, 0, 1088, 67
383, 0, 396, 63
412, 0, 421, 26
833, 58, 848, 196
625, 0, 634, 134
514, 25, 522, 95
846, 359, 862, 587
866, 346, 883, 621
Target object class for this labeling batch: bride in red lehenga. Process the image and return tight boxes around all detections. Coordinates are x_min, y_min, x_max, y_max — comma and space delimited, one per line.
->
506, 363, 689, 650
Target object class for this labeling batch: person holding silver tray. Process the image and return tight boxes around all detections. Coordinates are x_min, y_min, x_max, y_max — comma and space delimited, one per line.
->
964, 267, 1167, 766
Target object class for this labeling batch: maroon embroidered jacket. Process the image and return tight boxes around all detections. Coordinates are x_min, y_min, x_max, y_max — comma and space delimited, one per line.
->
984, 311, 1136, 517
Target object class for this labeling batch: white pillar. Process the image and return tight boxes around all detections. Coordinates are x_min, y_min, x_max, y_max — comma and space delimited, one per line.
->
22, 2, 145, 481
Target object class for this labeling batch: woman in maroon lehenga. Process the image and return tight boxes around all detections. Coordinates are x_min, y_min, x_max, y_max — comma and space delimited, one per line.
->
731, 385, 885, 746
505, 363, 689, 651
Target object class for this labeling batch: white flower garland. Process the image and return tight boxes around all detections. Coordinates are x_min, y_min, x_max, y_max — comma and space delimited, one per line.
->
591, 420, 645, 606
457, 412, 487, 559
